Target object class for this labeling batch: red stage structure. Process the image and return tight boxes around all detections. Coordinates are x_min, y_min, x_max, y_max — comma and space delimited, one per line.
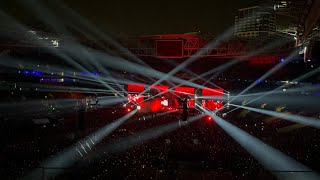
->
125, 84, 224, 112
126, 33, 295, 64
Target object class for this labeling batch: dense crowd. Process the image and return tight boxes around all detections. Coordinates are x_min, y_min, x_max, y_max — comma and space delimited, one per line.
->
1, 101, 320, 179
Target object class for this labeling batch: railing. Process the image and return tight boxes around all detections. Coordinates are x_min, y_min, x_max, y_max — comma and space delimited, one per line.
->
1, 166, 313, 180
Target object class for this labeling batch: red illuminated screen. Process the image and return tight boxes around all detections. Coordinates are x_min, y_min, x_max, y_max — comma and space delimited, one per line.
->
201, 88, 224, 110
128, 84, 144, 92
174, 87, 195, 95
188, 98, 195, 108
202, 88, 223, 97
202, 100, 223, 110
174, 87, 195, 107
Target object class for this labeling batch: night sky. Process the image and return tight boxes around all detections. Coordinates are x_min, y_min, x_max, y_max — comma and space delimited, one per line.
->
1, 0, 267, 36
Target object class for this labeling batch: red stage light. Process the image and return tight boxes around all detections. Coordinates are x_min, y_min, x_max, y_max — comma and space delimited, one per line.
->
127, 108, 131, 112
207, 116, 212, 121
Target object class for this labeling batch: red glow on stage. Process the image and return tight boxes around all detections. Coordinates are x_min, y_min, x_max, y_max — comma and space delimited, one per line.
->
207, 116, 212, 121
174, 87, 195, 95
150, 98, 161, 112
128, 84, 144, 92
127, 108, 131, 112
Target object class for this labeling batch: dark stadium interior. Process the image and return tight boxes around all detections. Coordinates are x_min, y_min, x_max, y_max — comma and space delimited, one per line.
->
1, 0, 320, 180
